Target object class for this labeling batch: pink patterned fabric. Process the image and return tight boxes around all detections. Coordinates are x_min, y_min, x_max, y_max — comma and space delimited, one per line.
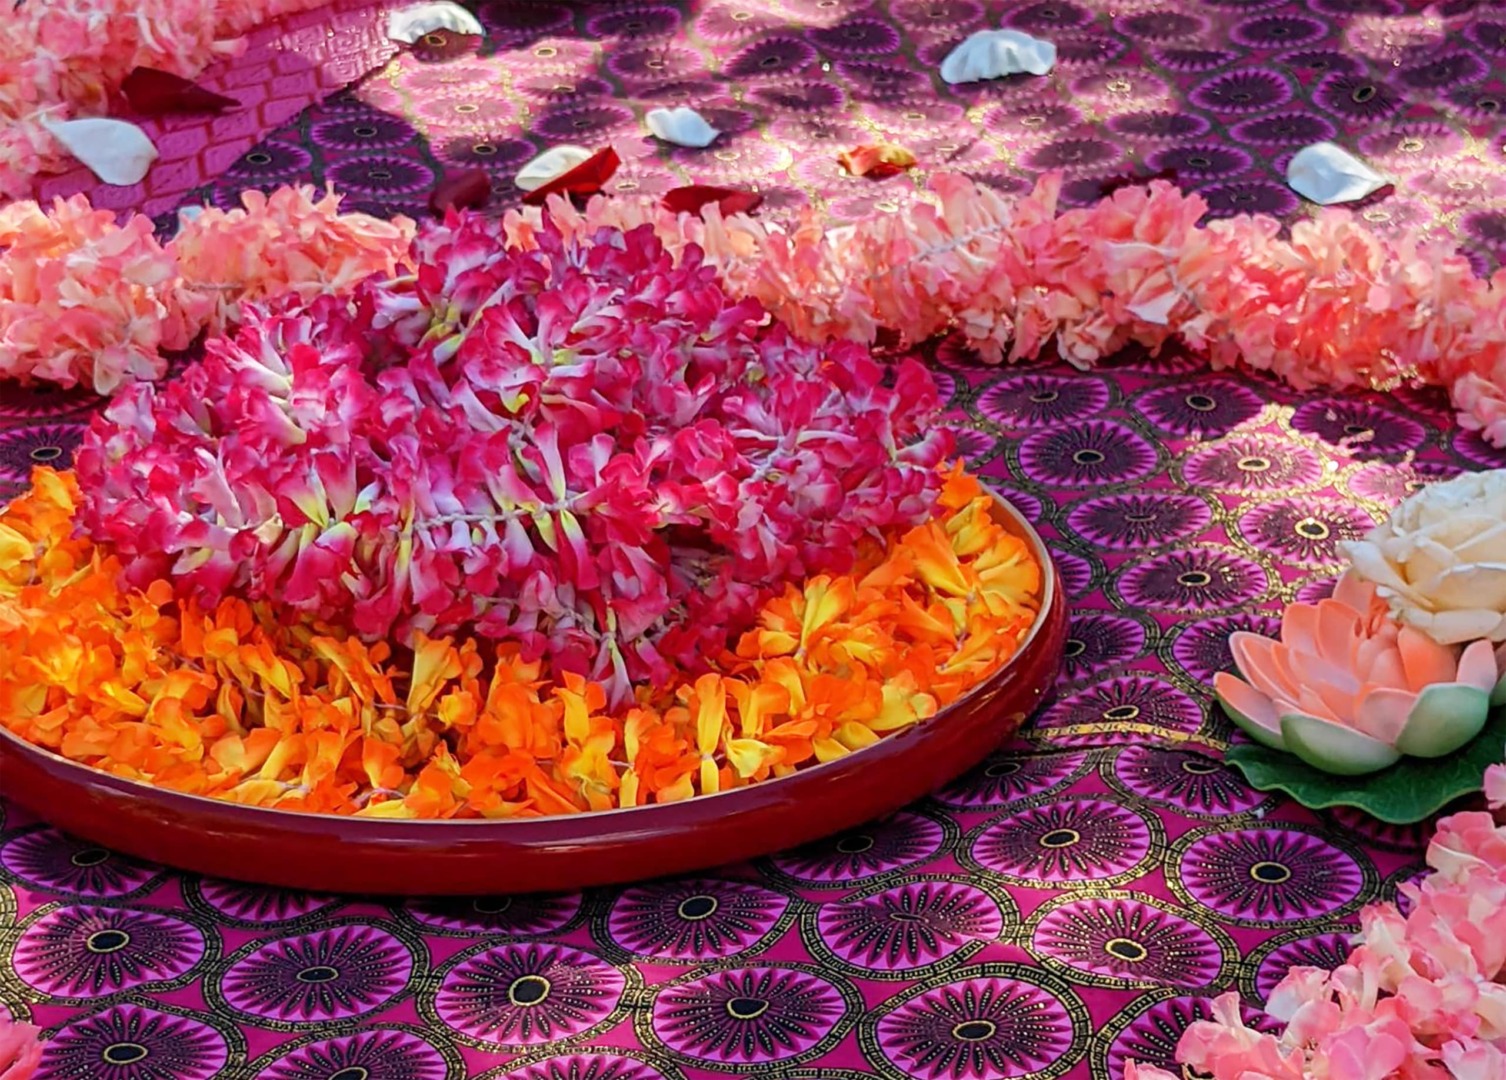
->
2, 0, 1502, 1076
0, 346, 1460, 1080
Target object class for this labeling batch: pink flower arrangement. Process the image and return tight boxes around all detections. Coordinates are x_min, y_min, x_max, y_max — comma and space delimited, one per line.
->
0, 0, 331, 198
74, 211, 952, 702
1130, 773, 1506, 1080
0, 186, 411, 391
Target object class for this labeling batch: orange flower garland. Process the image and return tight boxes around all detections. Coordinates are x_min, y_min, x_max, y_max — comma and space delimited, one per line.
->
0, 466, 1039, 819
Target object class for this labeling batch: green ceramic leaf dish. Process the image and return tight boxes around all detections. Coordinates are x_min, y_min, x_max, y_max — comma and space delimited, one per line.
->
1224, 709, 1506, 825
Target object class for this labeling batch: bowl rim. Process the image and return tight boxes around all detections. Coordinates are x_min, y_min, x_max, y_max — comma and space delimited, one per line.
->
0, 488, 1056, 830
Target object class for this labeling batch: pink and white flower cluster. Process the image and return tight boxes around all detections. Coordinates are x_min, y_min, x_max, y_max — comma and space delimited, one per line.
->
74, 212, 951, 702
1130, 768, 1506, 1080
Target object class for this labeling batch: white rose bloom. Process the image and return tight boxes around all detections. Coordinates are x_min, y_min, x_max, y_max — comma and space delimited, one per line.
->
1339, 468, 1506, 645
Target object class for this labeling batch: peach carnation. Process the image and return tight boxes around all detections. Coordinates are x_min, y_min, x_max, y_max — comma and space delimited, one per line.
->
0, 195, 200, 393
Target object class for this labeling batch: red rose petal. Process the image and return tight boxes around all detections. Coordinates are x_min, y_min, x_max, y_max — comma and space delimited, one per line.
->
522, 146, 621, 206
121, 67, 238, 115
661, 185, 764, 217
431, 168, 493, 215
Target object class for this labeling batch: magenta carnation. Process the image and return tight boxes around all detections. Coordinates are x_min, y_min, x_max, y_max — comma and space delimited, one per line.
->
74, 213, 952, 701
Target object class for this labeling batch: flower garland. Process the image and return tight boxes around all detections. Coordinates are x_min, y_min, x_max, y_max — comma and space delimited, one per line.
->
505, 173, 1506, 445
0, 187, 412, 392
1130, 773, 1506, 1080
0, 466, 1039, 817
1, 0, 332, 199
7, 173, 1506, 443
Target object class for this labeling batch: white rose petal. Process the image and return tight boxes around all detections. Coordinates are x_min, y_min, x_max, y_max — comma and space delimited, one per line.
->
1408, 606, 1506, 645
938, 30, 1056, 84
1286, 142, 1387, 206
645, 107, 720, 148
1425, 563, 1506, 612
388, 2, 483, 43
41, 117, 158, 186
515, 145, 593, 192
1342, 539, 1419, 600
1416, 513, 1497, 547
1451, 522, 1506, 562
1405, 540, 1463, 593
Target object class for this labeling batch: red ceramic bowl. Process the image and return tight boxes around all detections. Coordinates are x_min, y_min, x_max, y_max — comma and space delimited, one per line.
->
0, 494, 1066, 895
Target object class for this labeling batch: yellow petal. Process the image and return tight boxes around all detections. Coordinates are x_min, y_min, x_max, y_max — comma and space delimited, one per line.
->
222, 779, 292, 807
355, 799, 419, 819
813, 737, 849, 763
729, 681, 789, 738
0, 524, 31, 571
801, 576, 853, 645
659, 773, 695, 803
835, 722, 881, 751
726, 737, 780, 778
407, 634, 462, 715
693, 673, 726, 756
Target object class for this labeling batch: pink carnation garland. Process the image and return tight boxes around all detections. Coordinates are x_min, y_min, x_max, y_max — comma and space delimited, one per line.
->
0, 1017, 42, 1079
74, 212, 951, 702
505, 173, 1506, 444
0, 186, 412, 392
5, 171, 1506, 441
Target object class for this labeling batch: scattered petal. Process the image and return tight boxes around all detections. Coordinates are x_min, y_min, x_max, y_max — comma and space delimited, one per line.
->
386, 1, 484, 43
839, 143, 917, 179
522, 146, 621, 205
515, 144, 595, 193
40, 117, 158, 186
1286, 142, 1388, 205
661, 185, 763, 217
645, 106, 721, 148
121, 67, 238, 115
1093, 168, 1180, 200
939, 29, 1057, 84
431, 168, 492, 214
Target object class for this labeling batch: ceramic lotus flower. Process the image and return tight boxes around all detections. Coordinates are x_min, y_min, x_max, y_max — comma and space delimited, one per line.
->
1341, 469, 1506, 645
1214, 573, 1505, 775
